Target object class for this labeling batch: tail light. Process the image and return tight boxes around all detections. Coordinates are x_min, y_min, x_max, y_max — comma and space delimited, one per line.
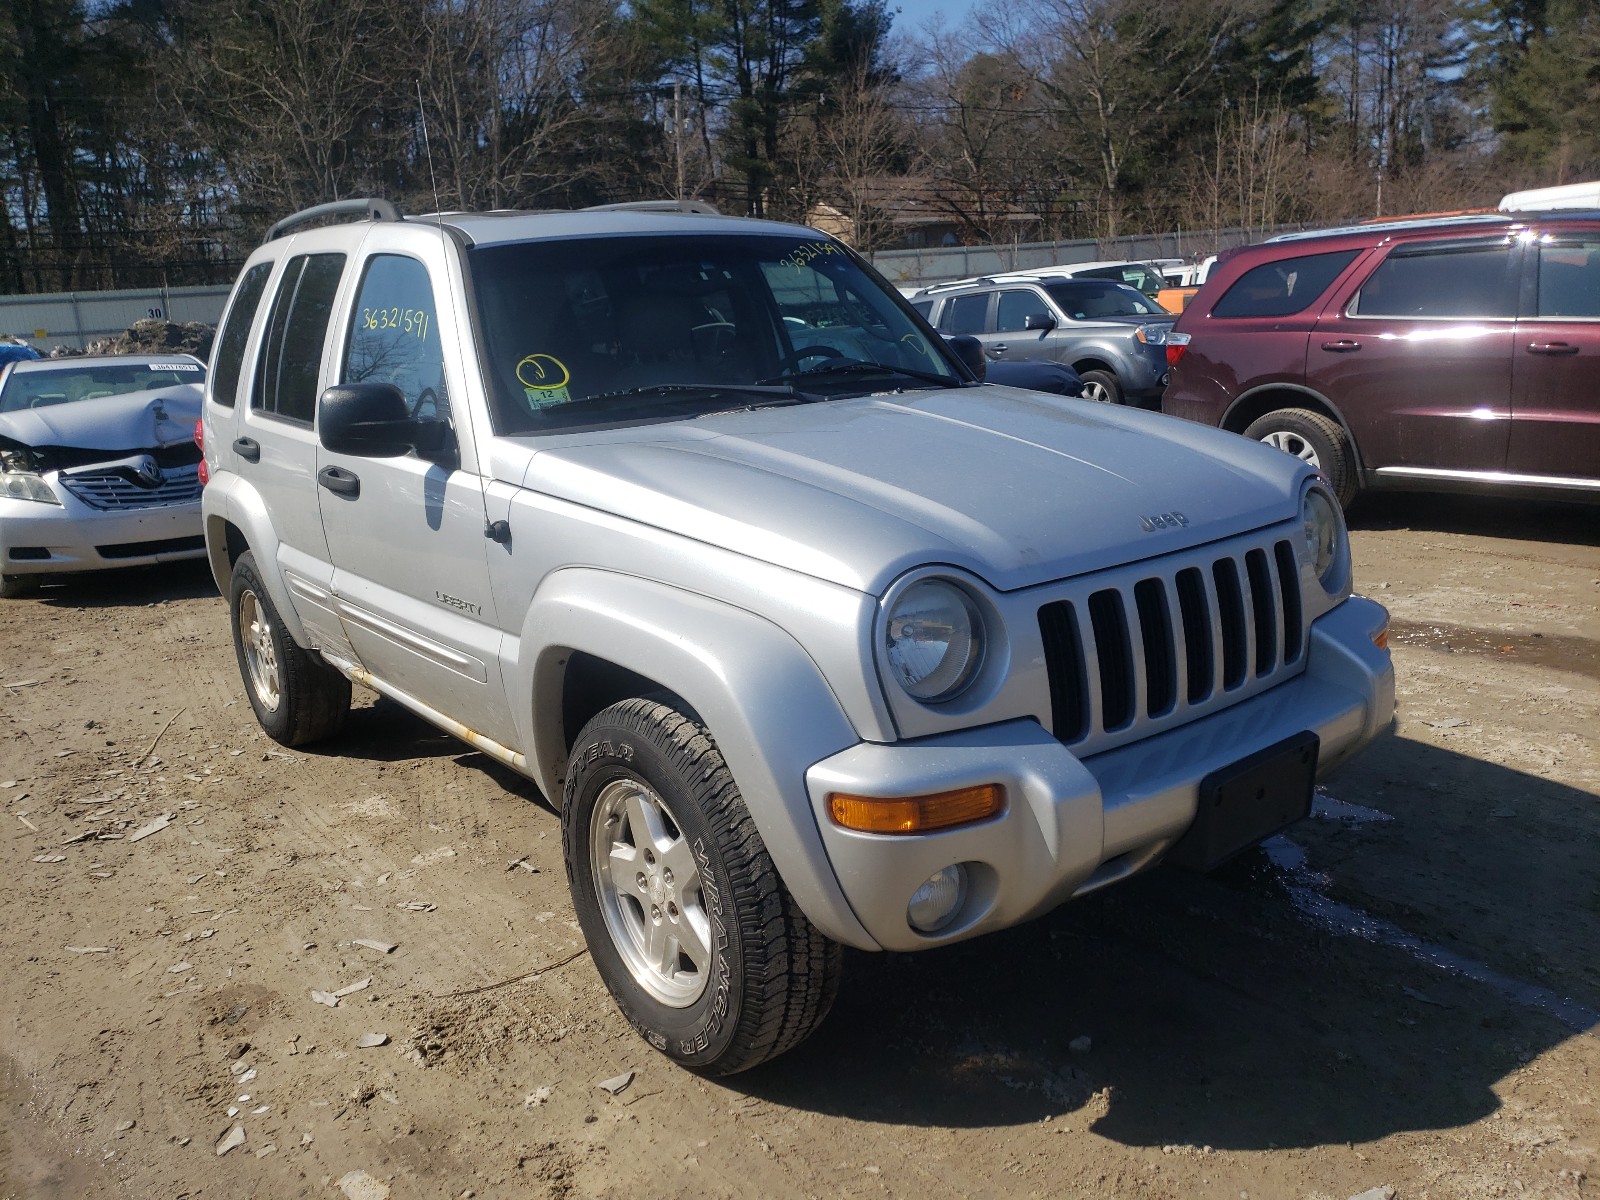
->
1166, 331, 1191, 368
194, 419, 209, 486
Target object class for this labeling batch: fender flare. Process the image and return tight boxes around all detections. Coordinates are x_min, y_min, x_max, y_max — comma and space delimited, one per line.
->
201, 475, 310, 647
511, 567, 880, 950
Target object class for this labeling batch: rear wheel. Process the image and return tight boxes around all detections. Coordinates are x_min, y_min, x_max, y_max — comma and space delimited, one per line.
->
1243, 407, 1357, 507
1078, 369, 1123, 405
563, 697, 842, 1075
0, 574, 41, 599
229, 550, 350, 746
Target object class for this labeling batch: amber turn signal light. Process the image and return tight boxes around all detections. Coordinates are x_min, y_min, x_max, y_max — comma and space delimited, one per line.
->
1372, 621, 1389, 651
827, 784, 1005, 835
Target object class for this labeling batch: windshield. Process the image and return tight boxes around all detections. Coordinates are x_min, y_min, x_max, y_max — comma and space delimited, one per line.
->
0, 360, 205, 413
1072, 263, 1164, 298
1044, 281, 1165, 319
469, 233, 961, 433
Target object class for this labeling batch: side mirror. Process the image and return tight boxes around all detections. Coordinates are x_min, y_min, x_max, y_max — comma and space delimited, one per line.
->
1024, 312, 1057, 331
944, 334, 987, 380
319, 382, 448, 458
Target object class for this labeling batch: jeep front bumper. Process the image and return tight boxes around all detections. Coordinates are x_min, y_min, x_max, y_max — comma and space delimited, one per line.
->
805, 596, 1393, 952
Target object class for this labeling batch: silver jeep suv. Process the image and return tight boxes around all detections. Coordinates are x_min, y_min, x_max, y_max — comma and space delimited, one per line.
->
200, 198, 1394, 1074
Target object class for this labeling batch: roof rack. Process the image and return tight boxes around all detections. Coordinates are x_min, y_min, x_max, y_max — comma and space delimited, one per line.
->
582, 199, 722, 216
1266, 212, 1514, 243
917, 271, 1082, 294
264, 198, 403, 243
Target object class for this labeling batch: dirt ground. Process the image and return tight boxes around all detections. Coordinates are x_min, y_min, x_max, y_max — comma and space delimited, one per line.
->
1, 492, 1596, 1200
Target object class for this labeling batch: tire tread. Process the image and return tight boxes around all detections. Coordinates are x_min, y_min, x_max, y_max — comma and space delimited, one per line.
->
565, 697, 841, 1074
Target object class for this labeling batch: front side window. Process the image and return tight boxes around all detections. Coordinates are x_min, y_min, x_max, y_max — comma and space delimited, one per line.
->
1351, 242, 1516, 319
343, 255, 449, 421
253, 253, 346, 424
211, 262, 272, 408
469, 233, 960, 433
996, 289, 1052, 332
1212, 250, 1360, 319
1536, 238, 1600, 318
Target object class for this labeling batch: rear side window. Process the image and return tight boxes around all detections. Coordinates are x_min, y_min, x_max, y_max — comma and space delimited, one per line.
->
910, 299, 933, 320
1536, 238, 1600, 317
940, 292, 990, 335
211, 262, 272, 408
1352, 242, 1516, 319
1211, 250, 1360, 318
253, 253, 346, 424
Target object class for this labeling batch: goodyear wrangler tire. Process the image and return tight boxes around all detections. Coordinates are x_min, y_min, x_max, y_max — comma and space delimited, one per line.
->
563, 697, 842, 1075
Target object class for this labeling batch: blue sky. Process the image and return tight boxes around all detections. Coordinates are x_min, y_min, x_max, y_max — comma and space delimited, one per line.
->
887, 0, 979, 36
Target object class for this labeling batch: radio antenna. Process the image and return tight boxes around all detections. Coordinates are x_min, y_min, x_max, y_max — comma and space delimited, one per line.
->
416, 81, 503, 544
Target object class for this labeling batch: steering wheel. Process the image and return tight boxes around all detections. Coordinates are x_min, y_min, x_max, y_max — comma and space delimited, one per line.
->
778, 345, 845, 372
409, 387, 439, 420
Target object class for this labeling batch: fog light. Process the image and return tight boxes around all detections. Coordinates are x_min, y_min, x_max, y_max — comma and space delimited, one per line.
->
907, 864, 968, 933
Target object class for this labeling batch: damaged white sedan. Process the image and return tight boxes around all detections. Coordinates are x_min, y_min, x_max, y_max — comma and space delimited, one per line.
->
0, 354, 208, 598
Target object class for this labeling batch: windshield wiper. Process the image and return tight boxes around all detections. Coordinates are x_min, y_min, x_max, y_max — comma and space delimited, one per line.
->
759, 359, 962, 389
543, 382, 814, 414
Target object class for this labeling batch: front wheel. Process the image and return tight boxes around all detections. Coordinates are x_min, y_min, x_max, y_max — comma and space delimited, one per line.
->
229, 550, 351, 746
1078, 368, 1123, 405
563, 698, 842, 1075
1243, 407, 1358, 507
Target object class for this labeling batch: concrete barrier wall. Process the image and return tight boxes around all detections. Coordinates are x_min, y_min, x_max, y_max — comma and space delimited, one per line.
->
0, 284, 233, 351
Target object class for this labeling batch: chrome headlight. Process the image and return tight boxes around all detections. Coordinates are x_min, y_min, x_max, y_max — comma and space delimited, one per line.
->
1300, 485, 1341, 591
884, 578, 985, 702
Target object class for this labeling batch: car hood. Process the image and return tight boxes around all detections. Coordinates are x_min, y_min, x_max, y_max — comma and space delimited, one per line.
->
513, 386, 1307, 594
0, 384, 203, 453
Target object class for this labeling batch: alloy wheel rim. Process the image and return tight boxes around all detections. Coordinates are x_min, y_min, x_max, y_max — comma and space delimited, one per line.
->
1082, 380, 1112, 403
589, 777, 712, 1008
1260, 430, 1321, 468
238, 590, 282, 711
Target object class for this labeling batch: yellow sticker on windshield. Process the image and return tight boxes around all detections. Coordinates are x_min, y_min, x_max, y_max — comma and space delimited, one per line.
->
516, 354, 571, 407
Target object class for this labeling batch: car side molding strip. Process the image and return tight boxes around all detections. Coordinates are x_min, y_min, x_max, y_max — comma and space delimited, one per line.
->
1372, 466, 1600, 491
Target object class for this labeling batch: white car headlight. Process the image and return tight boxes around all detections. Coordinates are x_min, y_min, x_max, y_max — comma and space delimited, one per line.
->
884, 578, 985, 702
0, 469, 60, 505
1301, 486, 1341, 591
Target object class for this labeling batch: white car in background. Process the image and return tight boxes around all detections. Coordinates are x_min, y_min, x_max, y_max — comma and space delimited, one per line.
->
0, 354, 208, 597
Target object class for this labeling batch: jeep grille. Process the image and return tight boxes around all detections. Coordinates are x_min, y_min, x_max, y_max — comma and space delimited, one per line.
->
1038, 534, 1305, 752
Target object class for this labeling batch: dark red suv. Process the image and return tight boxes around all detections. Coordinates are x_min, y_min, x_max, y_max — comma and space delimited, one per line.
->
1161, 211, 1600, 506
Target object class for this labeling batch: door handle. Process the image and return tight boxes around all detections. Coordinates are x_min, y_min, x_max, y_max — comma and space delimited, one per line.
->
1320, 339, 1362, 352
232, 437, 261, 463
317, 465, 360, 499
1527, 341, 1579, 355
988, 343, 1007, 356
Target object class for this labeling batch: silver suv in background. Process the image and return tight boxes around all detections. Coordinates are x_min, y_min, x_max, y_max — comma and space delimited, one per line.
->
910, 275, 1174, 405
200, 198, 1393, 1075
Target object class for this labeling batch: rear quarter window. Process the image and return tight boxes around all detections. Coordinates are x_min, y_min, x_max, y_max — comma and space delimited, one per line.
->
210, 261, 273, 408
1211, 250, 1360, 318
